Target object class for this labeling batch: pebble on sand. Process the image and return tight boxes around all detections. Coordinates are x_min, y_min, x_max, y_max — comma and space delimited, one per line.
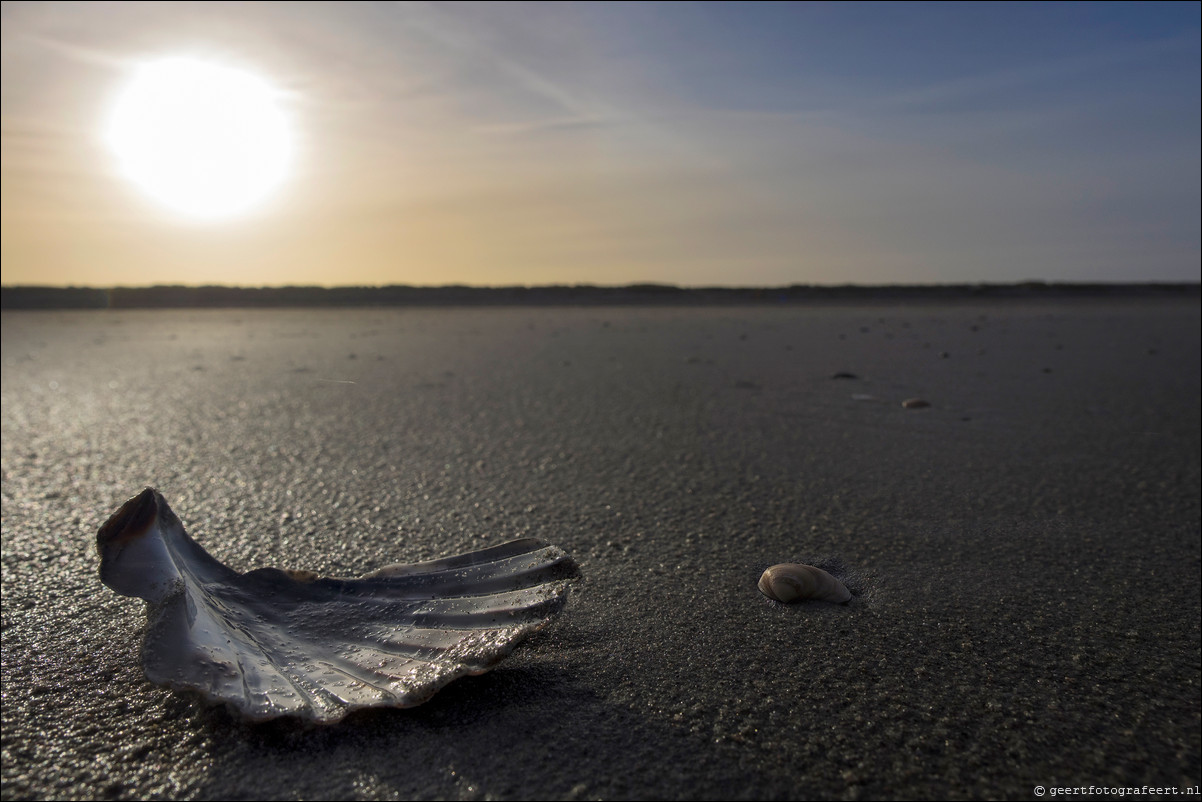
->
758, 563, 851, 604
901, 398, 931, 409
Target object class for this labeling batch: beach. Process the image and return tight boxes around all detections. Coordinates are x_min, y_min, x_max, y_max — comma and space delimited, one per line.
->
2, 299, 1198, 800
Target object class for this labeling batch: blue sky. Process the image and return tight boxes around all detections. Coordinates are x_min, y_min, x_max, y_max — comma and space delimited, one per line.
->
1, 1, 1198, 286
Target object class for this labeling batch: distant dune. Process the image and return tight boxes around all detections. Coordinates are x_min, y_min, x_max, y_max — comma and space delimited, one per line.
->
1, 282, 1198, 310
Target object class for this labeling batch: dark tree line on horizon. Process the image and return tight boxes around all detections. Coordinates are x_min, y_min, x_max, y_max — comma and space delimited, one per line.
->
1, 282, 1197, 310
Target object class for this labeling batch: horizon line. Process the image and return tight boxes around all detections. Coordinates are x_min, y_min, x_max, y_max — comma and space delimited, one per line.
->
3, 280, 1198, 311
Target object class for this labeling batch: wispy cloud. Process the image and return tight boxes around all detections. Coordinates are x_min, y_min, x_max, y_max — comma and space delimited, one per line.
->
872, 32, 1201, 115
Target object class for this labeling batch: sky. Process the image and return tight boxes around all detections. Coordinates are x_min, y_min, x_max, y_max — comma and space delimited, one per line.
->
1, 1, 1199, 288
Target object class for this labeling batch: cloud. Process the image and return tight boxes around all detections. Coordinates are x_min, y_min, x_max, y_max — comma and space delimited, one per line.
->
873, 33, 1201, 116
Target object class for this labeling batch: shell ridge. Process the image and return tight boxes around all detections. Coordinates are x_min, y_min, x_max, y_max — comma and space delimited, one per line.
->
189, 582, 259, 711
358, 547, 577, 586
311, 658, 406, 703
142, 585, 302, 718
404, 584, 570, 630
311, 627, 466, 665
245, 632, 353, 721
364, 538, 559, 577
332, 613, 558, 665
311, 642, 501, 710
227, 626, 260, 714
180, 573, 341, 718
354, 554, 580, 601
195, 585, 313, 717
276, 671, 350, 722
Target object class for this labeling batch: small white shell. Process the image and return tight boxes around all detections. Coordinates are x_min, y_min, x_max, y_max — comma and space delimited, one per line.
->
758, 563, 851, 604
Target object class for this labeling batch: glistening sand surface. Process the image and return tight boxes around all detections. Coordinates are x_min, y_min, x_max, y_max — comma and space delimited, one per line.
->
2, 301, 1199, 800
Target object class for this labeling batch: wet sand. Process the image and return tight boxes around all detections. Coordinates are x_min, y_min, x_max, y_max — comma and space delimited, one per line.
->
2, 300, 1199, 800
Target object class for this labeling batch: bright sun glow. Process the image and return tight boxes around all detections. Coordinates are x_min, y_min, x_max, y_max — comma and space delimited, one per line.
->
105, 57, 294, 221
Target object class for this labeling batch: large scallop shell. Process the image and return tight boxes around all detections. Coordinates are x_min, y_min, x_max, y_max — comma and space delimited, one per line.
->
97, 488, 580, 723
757, 563, 851, 604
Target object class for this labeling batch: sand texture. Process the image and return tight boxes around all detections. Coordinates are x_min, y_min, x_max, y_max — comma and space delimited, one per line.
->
2, 301, 1199, 800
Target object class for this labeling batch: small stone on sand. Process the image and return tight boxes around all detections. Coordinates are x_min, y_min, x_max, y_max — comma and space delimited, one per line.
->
901, 398, 930, 409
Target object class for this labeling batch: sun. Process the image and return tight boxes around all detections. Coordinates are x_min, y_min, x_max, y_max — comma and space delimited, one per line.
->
105, 56, 294, 221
